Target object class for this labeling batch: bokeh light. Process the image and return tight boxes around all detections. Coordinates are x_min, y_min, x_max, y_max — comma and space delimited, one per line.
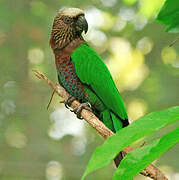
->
1, 100, 16, 115
127, 99, 148, 120
46, 161, 63, 180
107, 38, 149, 91
48, 107, 85, 140
171, 57, 179, 68
0, 31, 6, 45
71, 136, 87, 156
101, 0, 117, 7
85, 7, 105, 29
120, 7, 135, 21
86, 29, 107, 48
113, 16, 127, 32
136, 37, 153, 55
5, 127, 27, 148
173, 173, 179, 180
161, 47, 177, 64
132, 14, 148, 31
28, 48, 44, 64
139, 0, 165, 19
3, 81, 17, 89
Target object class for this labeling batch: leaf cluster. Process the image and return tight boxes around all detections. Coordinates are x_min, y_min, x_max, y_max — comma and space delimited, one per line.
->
82, 106, 179, 179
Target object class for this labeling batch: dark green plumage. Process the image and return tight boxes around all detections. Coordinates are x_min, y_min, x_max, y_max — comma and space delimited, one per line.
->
71, 43, 128, 132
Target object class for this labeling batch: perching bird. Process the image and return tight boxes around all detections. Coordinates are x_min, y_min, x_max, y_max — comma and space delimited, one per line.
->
50, 8, 129, 166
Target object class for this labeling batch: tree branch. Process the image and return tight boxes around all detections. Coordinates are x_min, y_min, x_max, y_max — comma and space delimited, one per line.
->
32, 70, 168, 180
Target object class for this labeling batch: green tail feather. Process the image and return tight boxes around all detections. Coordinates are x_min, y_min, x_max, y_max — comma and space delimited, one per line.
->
100, 109, 123, 133
111, 112, 123, 132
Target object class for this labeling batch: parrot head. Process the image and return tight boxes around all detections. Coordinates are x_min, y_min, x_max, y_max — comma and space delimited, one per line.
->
50, 8, 88, 50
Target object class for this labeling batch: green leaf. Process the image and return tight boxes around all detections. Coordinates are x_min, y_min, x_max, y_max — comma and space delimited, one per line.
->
166, 23, 179, 33
81, 106, 179, 180
156, 0, 179, 33
113, 127, 179, 180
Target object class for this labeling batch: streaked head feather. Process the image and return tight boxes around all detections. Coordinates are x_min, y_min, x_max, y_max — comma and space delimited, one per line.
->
50, 8, 85, 51
58, 8, 84, 18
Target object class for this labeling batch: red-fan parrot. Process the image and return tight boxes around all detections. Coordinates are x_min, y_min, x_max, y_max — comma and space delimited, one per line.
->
50, 8, 129, 166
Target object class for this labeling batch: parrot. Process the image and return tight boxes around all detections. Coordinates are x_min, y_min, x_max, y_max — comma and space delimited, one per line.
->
50, 8, 129, 166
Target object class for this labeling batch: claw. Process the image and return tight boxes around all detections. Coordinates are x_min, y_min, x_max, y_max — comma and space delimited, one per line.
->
65, 103, 70, 109
64, 96, 76, 111
72, 102, 92, 119
64, 96, 75, 108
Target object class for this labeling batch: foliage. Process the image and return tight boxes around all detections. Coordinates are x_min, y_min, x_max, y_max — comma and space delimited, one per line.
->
113, 127, 179, 180
82, 106, 179, 179
156, 0, 179, 33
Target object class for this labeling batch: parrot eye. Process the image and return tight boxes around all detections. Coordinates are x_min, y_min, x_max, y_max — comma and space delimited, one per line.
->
62, 16, 73, 24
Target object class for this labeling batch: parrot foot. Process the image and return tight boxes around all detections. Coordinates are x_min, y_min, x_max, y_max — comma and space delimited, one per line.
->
64, 96, 76, 111
72, 102, 92, 119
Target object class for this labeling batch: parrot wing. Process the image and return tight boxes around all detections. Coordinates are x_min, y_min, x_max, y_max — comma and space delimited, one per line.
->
71, 43, 128, 121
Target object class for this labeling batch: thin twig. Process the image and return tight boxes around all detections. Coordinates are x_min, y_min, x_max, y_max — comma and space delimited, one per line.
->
32, 70, 168, 180
169, 36, 179, 47
47, 90, 55, 110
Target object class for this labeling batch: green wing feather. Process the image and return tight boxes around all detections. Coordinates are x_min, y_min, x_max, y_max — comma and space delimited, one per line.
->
71, 43, 128, 121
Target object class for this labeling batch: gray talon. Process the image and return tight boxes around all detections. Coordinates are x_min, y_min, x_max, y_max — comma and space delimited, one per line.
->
86, 102, 91, 108
72, 102, 92, 119
64, 96, 76, 110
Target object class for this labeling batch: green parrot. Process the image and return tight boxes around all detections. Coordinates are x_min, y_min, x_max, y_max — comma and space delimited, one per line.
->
50, 8, 129, 166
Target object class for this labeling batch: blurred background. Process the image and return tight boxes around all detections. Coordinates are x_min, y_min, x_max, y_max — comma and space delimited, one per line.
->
0, 0, 178, 179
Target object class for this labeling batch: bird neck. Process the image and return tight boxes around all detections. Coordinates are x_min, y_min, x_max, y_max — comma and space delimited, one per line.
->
53, 37, 85, 68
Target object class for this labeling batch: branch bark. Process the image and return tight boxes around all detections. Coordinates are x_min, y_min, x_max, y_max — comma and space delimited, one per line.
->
32, 70, 168, 180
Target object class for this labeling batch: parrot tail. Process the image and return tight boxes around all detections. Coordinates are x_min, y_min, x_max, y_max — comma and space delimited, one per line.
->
100, 109, 125, 132
100, 109, 129, 166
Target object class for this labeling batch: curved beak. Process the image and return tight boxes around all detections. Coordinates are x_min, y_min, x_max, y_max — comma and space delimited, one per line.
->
76, 15, 88, 34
